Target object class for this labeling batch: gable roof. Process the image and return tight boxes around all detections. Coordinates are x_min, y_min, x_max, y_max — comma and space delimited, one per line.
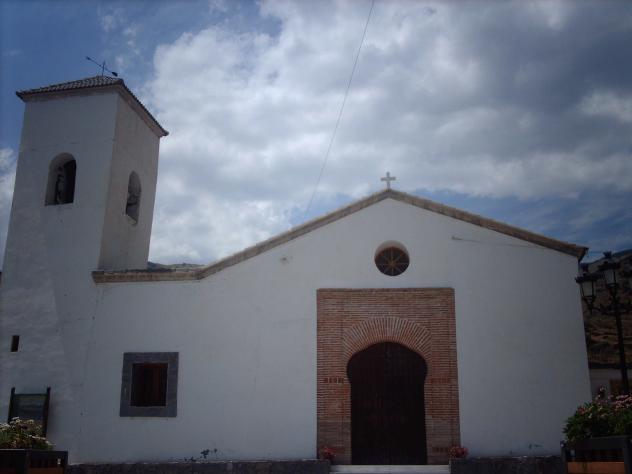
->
17, 76, 168, 137
92, 189, 588, 284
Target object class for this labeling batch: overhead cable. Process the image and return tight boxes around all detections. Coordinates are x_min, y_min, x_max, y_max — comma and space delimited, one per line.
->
304, 0, 376, 217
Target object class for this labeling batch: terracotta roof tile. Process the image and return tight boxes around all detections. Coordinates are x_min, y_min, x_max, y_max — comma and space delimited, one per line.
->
16, 75, 168, 137
16, 75, 123, 96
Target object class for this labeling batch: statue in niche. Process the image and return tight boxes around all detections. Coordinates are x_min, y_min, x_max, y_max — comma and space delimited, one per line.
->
126, 183, 140, 222
47, 158, 75, 205
54, 166, 67, 204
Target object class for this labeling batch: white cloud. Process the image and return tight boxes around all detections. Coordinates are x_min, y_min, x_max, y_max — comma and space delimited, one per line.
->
580, 90, 632, 123
97, 6, 142, 75
99, 13, 118, 33
0, 148, 16, 268
137, 1, 632, 263
0, 148, 16, 207
208, 0, 228, 15
151, 196, 290, 263
526, 1, 571, 30
2, 1, 630, 266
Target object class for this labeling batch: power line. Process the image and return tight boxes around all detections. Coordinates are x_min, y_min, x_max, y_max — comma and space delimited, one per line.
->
304, 0, 376, 218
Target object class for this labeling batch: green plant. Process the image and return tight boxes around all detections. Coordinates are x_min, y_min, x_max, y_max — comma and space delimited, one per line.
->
612, 395, 632, 435
0, 418, 53, 450
564, 387, 632, 443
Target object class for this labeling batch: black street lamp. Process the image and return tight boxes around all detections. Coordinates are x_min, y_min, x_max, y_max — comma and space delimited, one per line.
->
576, 252, 632, 395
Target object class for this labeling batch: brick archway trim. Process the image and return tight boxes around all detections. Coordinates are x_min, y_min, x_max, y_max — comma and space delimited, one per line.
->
317, 288, 459, 465
342, 317, 432, 365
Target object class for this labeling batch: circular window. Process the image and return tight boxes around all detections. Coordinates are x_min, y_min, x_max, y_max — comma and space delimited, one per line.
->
375, 246, 409, 276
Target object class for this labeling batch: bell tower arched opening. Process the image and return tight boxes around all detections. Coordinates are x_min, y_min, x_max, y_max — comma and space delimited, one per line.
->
125, 171, 141, 223
45, 153, 76, 205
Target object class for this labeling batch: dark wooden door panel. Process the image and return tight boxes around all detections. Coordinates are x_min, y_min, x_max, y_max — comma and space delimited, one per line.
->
348, 342, 427, 465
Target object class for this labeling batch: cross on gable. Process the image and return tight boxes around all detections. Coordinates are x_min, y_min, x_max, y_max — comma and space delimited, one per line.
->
381, 172, 396, 190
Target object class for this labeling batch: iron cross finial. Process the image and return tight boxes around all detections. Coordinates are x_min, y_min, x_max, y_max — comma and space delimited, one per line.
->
381, 172, 396, 190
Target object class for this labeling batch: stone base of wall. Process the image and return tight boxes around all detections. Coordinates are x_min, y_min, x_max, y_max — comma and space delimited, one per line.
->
450, 456, 562, 474
67, 460, 329, 474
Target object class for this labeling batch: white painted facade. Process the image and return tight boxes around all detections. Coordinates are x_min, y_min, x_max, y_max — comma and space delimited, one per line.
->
0, 81, 591, 464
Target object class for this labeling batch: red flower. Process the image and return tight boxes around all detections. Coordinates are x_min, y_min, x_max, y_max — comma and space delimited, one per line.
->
320, 446, 335, 462
448, 446, 468, 459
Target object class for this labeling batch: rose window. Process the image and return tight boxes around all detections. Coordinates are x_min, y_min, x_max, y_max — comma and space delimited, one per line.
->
375, 246, 409, 276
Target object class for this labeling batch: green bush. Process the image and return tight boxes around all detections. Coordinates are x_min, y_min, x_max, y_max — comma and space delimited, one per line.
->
564, 388, 632, 444
0, 418, 53, 450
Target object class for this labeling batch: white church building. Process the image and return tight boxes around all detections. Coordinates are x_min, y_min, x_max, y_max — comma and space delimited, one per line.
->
0, 76, 591, 465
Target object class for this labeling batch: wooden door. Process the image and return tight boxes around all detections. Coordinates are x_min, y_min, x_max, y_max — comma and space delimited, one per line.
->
347, 342, 427, 465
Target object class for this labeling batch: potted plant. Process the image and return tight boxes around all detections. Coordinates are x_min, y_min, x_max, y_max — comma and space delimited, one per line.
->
0, 418, 67, 474
319, 445, 335, 464
561, 388, 632, 474
448, 446, 469, 459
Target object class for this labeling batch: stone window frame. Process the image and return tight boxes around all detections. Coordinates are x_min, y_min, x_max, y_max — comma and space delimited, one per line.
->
119, 352, 178, 417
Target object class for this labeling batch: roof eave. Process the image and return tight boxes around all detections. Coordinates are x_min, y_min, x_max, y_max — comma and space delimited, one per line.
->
17, 83, 168, 138
92, 188, 587, 284
387, 190, 588, 260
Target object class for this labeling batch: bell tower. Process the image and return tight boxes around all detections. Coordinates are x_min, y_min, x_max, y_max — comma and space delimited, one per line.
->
4, 75, 168, 277
0, 76, 167, 453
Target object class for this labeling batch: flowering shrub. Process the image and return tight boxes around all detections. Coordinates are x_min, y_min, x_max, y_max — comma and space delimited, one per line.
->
564, 387, 632, 444
448, 446, 468, 459
319, 446, 335, 462
0, 418, 53, 450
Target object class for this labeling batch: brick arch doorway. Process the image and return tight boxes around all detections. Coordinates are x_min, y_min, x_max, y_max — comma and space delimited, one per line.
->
347, 342, 428, 465
317, 288, 459, 465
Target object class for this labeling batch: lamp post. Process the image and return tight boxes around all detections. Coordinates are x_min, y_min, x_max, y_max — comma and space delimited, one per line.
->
576, 252, 631, 395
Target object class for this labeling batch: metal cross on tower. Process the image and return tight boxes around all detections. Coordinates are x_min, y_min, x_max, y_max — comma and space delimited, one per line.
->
381, 172, 396, 190
86, 56, 119, 77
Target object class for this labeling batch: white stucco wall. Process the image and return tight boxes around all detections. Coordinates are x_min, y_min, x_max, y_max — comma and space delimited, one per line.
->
98, 95, 160, 271
39, 198, 589, 463
0, 92, 117, 455
0, 90, 161, 456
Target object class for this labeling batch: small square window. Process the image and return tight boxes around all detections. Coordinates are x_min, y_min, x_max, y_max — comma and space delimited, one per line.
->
120, 353, 178, 417
131, 363, 168, 407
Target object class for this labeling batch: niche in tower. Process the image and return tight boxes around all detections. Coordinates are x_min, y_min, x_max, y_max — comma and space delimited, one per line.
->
45, 154, 76, 205
125, 172, 141, 223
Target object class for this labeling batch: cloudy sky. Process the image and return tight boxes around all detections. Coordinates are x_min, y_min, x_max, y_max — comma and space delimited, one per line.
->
1, 0, 631, 266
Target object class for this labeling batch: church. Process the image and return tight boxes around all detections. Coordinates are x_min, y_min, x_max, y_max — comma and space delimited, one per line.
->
0, 76, 591, 465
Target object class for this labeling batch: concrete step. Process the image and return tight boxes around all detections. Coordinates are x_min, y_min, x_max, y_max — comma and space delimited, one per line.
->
331, 465, 450, 474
